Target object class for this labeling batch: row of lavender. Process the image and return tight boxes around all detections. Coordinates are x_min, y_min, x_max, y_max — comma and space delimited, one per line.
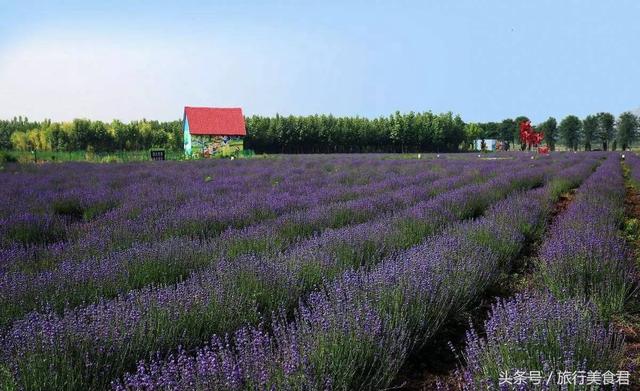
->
1, 158, 446, 271
0, 156, 581, 390
461, 154, 636, 389
0, 159, 501, 327
2, 154, 576, 329
111, 157, 601, 390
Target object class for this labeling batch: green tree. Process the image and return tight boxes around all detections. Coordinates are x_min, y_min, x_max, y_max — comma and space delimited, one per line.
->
596, 112, 615, 151
617, 112, 638, 150
559, 115, 581, 151
0, 122, 12, 149
538, 117, 557, 151
478, 122, 499, 139
48, 123, 66, 151
582, 115, 598, 151
464, 123, 484, 149
10, 131, 29, 151
497, 119, 515, 142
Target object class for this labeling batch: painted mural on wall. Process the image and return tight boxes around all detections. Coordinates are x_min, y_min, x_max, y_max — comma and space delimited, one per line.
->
190, 135, 243, 157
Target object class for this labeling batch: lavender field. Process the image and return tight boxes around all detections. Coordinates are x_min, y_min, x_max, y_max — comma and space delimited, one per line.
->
0, 153, 638, 390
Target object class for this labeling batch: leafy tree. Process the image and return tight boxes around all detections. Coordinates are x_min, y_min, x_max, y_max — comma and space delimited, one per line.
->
596, 112, 615, 151
559, 115, 581, 151
10, 131, 29, 151
498, 119, 516, 143
616, 112, 638, 150
1, 110, 630, 155
49, 123, 66, 151
582, 115, 598, 151
538, 117, 557, 151
464, 123, 484, 149
0, 122, 12, 149
478, 122, 499, 139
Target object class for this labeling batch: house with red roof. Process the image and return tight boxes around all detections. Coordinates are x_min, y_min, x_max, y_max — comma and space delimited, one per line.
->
183, 107, 246, 157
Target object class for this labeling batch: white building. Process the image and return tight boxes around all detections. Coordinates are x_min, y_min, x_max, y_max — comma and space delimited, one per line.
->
474, 139, 497, 151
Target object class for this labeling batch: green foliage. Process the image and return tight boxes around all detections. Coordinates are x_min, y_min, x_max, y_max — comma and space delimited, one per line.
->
498, 118, 516, 144
617, 111, 638, 150
82, 200, 117, 221
2, 110, 629, 154
0, 364, 17, 391
582, 115, 598, 151
6, 217, 66, 246
52, 198, 85, 220
0, 150, 18, 163
597, 112, 616, 150
559, 115, 582, 151
537, 117, 557, 151
52, 198, 116, 222
2, 117, 182, 153
99, 155, 122, 163
464, 123, 484, 148
244, 111, 466, 153
623, 217, 640, 241
477, 122, 500, 139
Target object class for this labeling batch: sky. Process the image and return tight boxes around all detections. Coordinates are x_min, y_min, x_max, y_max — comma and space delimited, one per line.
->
0, 0, 639, 123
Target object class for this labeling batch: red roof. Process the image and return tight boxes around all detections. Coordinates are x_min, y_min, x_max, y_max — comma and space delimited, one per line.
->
184, 107, 246, 136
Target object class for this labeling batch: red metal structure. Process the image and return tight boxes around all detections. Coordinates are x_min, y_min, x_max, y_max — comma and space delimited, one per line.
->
537, 146, 549, 154
519, 120, 544, 151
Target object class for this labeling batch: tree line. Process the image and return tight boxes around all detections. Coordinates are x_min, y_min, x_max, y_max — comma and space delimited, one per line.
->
1, 110, 638, 154
244, 112, 466, 153
2, 117, 182, 152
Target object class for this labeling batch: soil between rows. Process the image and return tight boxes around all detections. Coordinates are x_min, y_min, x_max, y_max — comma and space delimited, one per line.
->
389, 190, 577, 391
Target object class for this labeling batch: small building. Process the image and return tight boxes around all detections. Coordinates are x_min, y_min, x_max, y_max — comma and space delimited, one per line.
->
183, 107, 246, 157
474, 139, 497, 151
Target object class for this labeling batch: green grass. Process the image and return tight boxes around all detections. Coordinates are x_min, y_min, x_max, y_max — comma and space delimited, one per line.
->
1, 149, 185, 163
1, 148, 258, 163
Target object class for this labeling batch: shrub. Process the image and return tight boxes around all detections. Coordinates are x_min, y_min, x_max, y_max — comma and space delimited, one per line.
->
462, 293, 624, 389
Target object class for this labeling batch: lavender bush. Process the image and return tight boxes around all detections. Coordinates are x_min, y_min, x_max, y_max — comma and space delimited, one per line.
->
0, 165, 537, 390
460, 154, 634, 390
462, 293, 624, 390
113, 156, 599, 391
538, 156, 636, 319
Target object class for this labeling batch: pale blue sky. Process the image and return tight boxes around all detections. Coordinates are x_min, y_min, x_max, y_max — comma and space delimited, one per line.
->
0, 1, 638, 122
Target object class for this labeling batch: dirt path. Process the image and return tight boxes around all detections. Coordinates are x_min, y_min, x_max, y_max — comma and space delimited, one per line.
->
618, 176, 640, 388
389, 190, 576, 391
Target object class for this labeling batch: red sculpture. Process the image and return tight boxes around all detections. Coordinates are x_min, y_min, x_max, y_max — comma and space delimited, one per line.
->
537, 146, 549, 154
519, 120, 544, 151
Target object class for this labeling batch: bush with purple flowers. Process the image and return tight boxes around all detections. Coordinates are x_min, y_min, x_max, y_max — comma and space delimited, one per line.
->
462, 293, 624, 390
538, 156, 635, 319
461, 155, 635, 390
0, 153, 616, 390
112, 156, 599, 391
